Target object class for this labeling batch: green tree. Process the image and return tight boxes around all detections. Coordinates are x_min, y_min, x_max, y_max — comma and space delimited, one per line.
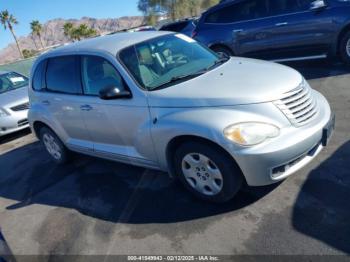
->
22, 49, 38, 59
30, 34, 38, 50
76, 24, 97, 39
30, 20, 44, 49
201, 0, 220, 9
0, 10, 23, 59
138, 0, 220, 22
63, 23, 97, 41
63, 22, 74, 40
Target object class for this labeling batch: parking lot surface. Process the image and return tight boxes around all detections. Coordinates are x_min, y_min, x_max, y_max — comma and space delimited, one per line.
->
0, 60, 349, 257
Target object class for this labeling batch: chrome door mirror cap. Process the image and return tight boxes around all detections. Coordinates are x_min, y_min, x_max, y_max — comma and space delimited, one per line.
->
99, 85, 132, 100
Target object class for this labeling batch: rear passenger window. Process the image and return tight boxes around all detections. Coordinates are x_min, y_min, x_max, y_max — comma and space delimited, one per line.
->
161, 22, 189, 32
267, 0, 311, 15
205, 0, 268, 23
46, 56, 81, 94
32, 60, 46, 91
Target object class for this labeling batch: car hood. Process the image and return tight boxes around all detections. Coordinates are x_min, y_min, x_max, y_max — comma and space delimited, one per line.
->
147, 58, 303, 107
0, 86, 29, 107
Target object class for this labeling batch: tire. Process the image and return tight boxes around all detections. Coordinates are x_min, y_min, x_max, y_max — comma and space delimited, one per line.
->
174, 141, 243, 203
339, 31, 350, 65
39, 127, 69, 164
211, 45, 233, 57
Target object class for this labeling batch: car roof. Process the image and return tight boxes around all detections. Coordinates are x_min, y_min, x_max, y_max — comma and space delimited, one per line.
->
44, 31, 172, 57
0, 71, 10, 75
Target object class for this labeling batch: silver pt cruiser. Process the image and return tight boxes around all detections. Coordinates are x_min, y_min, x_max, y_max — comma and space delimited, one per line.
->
28, 32, 334, 202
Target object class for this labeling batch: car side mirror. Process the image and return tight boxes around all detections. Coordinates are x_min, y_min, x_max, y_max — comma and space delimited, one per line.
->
310, 0, 327, 11
99, 85, 132, 100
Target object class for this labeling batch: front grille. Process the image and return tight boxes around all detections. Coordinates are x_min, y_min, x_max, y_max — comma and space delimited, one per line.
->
11, 102, 30, 111
18, 119, 29, 127
274, 81, 318, 127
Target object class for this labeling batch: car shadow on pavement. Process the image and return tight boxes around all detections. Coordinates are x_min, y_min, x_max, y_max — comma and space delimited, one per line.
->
283, 60, 350, 80
292, 141, 350, 254
0, 141, 279, 224
0, 128, 31, 145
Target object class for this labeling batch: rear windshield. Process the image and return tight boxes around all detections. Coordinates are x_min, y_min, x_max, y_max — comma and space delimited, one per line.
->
160, 21, 190, 32
0, 72, 29, 94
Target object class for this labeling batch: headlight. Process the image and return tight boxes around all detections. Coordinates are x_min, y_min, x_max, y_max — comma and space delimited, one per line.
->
0, 108, 9, 117
224, 122, 280, 146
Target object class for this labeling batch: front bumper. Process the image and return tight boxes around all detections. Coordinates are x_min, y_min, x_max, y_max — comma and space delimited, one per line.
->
232, 91, 333, 186
0, 110, 29, 136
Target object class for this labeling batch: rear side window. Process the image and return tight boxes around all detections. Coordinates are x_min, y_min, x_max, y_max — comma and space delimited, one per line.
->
161, 21, 189, 32
205, 0, 269, 23
32, 60, 46, 91
268, 0, 313, 15
46, 56, 81, 94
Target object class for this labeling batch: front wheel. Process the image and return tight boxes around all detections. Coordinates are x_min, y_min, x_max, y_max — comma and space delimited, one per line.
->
174, 142, 243, 203
339, 31, 350, 65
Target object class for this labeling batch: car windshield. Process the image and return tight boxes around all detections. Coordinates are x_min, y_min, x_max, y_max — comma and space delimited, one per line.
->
119, 34, 227, 91
0, 72, 29, 94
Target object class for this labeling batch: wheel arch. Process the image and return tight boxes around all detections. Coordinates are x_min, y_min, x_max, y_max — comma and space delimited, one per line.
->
32, 121, 55, 139
336, 23, 350, 55
165, 135, 245, 182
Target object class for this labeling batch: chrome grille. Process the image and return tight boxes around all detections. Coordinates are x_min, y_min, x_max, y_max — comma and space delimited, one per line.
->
274, 81, 318, 127
11, 102, 30, 111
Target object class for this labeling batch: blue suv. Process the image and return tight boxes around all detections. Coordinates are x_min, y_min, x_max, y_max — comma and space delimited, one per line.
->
193, 0, 350, 65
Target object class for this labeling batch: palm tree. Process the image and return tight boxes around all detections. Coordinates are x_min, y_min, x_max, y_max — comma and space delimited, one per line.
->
30, 20, 44, 49
0, 10, 23, 59
30, 33, 38, 50
63, 22, 74, 41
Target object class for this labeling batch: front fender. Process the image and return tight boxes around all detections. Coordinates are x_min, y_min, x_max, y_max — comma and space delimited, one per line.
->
150, 103, 289, 170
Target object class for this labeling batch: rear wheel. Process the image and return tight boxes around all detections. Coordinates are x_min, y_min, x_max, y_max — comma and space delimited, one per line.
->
211, 45, 233, 58
174, 141, 243, 203
40, 127, 69, 164
339, 31, 350, 65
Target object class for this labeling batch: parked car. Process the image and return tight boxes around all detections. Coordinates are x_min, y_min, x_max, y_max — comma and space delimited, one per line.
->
28, 32, 334, 202
0, 71, 30, 137
193, 0, 350, 65
159, 18, 198, 36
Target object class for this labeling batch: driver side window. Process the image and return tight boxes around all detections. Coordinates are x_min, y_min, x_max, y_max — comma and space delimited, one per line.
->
81, 55, 125, 96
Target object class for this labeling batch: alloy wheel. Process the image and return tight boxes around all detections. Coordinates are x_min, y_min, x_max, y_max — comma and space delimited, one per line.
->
347, 38, 350, 58
43, 133, 62, 160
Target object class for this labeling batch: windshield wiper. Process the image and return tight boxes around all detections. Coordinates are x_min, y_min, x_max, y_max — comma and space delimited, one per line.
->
205, 57, 229, 71
151, 57, 229, 91
151, 71, 205, 91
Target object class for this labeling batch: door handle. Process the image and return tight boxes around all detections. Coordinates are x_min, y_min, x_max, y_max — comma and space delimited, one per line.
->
80, 105, 93, 111
275, 22, 288, 27
42, 100, 50, 106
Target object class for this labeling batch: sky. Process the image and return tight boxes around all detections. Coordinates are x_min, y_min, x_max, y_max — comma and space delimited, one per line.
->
0, 0, 141, 49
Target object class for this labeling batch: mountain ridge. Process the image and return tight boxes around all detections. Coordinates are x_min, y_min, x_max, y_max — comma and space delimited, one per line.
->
0, 16, 144, 64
